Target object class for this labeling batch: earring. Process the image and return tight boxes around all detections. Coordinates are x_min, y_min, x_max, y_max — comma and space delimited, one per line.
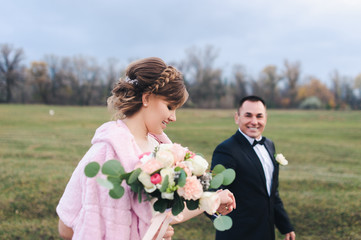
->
144, 103, 148, 107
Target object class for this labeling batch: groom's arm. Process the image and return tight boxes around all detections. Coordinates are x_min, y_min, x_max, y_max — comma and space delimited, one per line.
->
274, 188, 294, 234
269, 140, 295, 235
273, 162, 295, 235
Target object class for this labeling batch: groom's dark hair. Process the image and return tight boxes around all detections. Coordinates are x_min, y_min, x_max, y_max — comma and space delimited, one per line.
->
238, 95, 266, 109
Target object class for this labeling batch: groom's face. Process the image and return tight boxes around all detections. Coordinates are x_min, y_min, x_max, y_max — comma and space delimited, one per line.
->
235, 100, 267, 139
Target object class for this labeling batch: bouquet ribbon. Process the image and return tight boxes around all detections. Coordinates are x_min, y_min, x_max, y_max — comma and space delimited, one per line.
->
142, 211, 183, 240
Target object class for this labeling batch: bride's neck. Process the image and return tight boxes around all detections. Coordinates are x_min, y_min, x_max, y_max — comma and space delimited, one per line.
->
123, 115, 151, 152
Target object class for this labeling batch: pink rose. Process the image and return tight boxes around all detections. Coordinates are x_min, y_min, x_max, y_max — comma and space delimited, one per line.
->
175, 161, 192, 176
170, 143, 187, 163
177, 176, 203, 201
150, 173, 162, 184
141, 158, 162, 174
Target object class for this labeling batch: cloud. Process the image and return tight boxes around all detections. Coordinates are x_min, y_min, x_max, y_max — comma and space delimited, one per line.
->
1, 0, 361, 81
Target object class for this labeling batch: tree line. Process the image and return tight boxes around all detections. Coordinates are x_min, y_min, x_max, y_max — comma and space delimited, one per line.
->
1, 44, 360, 109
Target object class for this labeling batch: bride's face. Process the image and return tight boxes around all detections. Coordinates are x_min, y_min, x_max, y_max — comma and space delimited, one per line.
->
142, 94, 177, 135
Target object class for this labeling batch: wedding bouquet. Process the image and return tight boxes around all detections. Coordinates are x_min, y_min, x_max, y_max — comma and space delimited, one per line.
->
84, 143, 235, 232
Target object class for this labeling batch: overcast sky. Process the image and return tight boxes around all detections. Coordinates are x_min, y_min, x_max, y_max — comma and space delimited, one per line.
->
2, 0, 361, 84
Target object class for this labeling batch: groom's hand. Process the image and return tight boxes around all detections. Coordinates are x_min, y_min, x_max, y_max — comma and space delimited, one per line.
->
216, 189, 236, 215
283, 231, 296, 240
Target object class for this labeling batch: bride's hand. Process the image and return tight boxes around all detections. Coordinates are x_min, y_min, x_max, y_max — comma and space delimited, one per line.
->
216, 189, 236, 215
162, 225, 174, 240
153, 225, 174, 240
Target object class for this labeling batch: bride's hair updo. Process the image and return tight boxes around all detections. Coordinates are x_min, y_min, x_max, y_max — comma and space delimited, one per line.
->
107, 57, 188, 119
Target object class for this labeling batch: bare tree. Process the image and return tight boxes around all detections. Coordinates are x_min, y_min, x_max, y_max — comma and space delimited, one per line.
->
283, 60, 301, 108
28, 61, 51, 103
104, 58, 123, 101
182, 45, 225, 108
71, 56, 103, 105
353, 74, 361, 109
257, 65, 281, 108
231, 64, 248, 106
0, 44, 25, 102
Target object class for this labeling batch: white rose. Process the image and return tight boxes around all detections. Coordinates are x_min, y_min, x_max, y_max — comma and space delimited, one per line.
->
138, 171, 156, 193
156, 149, 174, 168
276, 153, 288, 166
158, 144, 173, 151
188, 155, 209, 176
160, 167, 175, 186
199, 192, 220, 215
161, 192, 174, 200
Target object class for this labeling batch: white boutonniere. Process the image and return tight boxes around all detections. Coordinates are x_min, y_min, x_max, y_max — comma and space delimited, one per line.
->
275, 153, 288, 166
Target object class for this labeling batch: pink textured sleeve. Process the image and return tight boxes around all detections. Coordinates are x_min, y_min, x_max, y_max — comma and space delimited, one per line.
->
57, 143, 134, 239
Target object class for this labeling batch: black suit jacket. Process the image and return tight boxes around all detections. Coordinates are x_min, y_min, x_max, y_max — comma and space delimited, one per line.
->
211, 131, 294, 240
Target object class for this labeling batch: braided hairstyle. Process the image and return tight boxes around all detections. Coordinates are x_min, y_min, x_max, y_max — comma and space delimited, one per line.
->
107, 57, 188, 119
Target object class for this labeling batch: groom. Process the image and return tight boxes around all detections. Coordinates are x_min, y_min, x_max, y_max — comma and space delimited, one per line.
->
211, 96, 296, 240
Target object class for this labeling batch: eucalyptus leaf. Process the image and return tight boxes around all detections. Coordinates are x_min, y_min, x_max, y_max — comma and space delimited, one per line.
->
153, 199, 168, 213
172, 194, 185, 216
210, 173, 224, 189
177, 169, 187, 187
160, 175, 169, 192
96, 177, 114, 189
109, 185, 125, 199
84, 162, 100, 178
213, 215, 233, 231
107, 176, 122, 186
137, 188, 143, 203
121, 172, 132, 182
212, 164, 226, 175
130, 181, 142, 193
222, 168, 236, 186
102, 160, 123, 176
185, 199, 199, 211
128, 168, 142, 184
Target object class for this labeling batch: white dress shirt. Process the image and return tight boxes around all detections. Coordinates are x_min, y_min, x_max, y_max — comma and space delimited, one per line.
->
239, 129, 274, 196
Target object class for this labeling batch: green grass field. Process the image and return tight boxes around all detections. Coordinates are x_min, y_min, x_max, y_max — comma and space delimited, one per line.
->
0, 105, 360, 240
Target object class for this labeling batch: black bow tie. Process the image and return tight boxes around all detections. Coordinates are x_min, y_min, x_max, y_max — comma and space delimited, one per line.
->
252, 137, 265, 147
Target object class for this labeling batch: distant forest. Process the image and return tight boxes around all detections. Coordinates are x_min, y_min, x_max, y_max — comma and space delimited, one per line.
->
1, 44, 360, 109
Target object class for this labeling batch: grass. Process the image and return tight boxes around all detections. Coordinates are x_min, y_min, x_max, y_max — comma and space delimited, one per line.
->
0, 105, 360, 239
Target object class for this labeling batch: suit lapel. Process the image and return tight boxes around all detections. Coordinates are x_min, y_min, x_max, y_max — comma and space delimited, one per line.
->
234, 131, 268, 194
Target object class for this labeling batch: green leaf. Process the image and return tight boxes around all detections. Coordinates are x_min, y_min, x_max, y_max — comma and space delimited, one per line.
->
121, 172, 132, 182
153, 199, 168, 213
128, 168, 141, 184
107, 176, 122, 186
210, 173, 224, 189
185, 199, 199, 211
177, 169, 187, 187
221, 169, 236, 186
130, 181, 142, 193
101, 160, 123, 176
160, 175, 169, 192
84, 162, 100, 177
174, 166, 182, 171
213, 215, 233, 231
172, 194, 185, 216
137, 189, 143, 203
212, 164, 226, 175
109, 185, 125, 199
96, 177, 114, 189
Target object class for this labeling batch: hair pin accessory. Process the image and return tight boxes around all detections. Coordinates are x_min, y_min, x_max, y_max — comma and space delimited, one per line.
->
125, 76, 138, 85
